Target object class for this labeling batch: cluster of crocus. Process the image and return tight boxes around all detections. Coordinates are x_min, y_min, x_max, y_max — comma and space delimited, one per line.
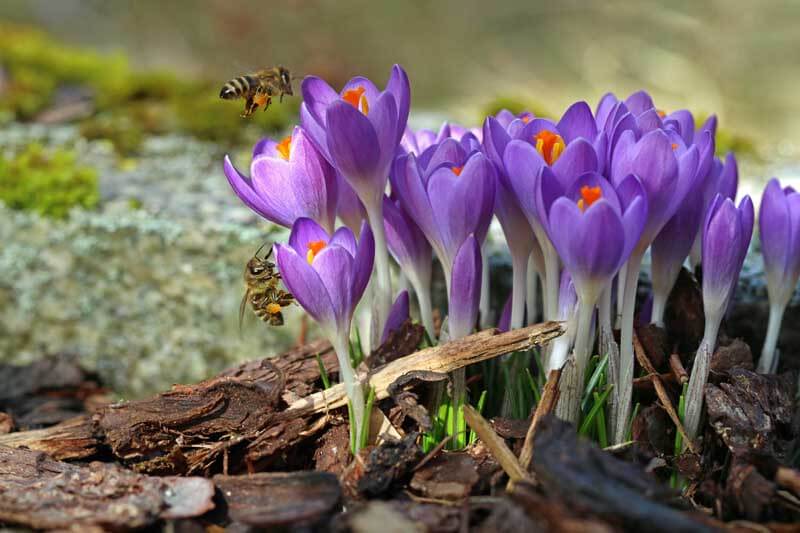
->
224, 65, 792, 451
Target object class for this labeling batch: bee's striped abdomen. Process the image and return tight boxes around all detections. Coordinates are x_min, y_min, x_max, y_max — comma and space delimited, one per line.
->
219, 75, 258, 100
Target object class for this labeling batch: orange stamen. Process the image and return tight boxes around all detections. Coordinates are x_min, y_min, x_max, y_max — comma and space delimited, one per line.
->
521, 115, 531, 124
656, 109, 667, 118
577, 185, 602, 212
671, 143, 678, 150
276, 135, 292, 160
533, 130, 566, 165
451, 166, 463, 176
306, 239, 327, 264
342, 86, 369, 115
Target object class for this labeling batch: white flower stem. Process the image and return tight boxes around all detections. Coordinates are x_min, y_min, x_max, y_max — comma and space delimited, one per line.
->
331, 331, 366, 453
500, 253, 531, 417
555, 300, 595, 423
543, 246, 560, 321
684, 317, 721, 441
510, 253, 528, 331
480, 241, 492, 329
613, 250, 644, 444
526, 253, 539, 325
409, 273, 436, 341
650, 291, 667, 328
365, 202, 392, 350
651, 261, 681, 327
758, 302, 786, 374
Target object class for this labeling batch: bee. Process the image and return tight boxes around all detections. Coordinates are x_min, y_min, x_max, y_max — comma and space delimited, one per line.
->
240, 243, 295, 328
219, 66, 294, 118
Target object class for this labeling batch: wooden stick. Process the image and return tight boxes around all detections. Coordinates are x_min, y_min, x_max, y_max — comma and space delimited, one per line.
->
632, 331, 697, 454
669, 353, 689, 384
285, 322, 564, 417
518, 368, 562, 473
462, 404, 527, 484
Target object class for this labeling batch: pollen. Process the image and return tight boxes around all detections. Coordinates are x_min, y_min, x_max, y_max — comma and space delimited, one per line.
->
577, 185, 602, 212
306, 239, 327, 264
277, 135, 292, 160
656, 109, 667, 118
521, 115, 531, 124
451, 165, 463, 176
671, 143, 678, 150
342, 86, 369, 115
534, 130, 566, 165
266, 303, 282, 314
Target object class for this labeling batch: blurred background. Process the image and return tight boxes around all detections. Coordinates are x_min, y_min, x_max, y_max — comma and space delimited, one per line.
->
0, 0, 797, 395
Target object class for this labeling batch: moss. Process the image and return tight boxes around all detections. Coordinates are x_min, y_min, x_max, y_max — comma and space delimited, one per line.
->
694, 113, 757, 157
0, 143, 99, 218
79, 113, 145, 155
481, 95, 553, 120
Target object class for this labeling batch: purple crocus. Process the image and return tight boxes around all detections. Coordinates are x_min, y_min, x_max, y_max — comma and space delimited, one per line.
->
274, 217, 374, 451
381, 290, 410, 344
300, 65, 411, 346
649, 129, 717, 325
684, 194, 754, 440
392, 143, 496, 293
757, 179, 800, 373
609, 128, 700, 443
383, 196, 434, 337
223, 126, 338, 233
540, 171, 648, 422
449, 235, 482, 340
492, 102, 602, 321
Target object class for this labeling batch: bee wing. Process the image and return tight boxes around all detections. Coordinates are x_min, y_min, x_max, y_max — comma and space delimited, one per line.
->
239, 289, 251, 333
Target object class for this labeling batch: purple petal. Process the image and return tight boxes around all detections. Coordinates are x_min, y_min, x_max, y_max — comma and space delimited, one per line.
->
301, 76, 339, 127
666, 110, 695, 145
482, 116, 512, 169
312, 245, 356, 327
300, 102, 331, 162
275, 243, 336, 328
557, 101, 598, 144
635, 109, 664, 133
393, 154, 439, 251
548, 198, 624, 301
288, 217, 330, 256
352, 222, 375, 305
329, 226, 358, 256
383, 196, 432, 279
595, 92, 619, 130
253, 138, 279, 158
565, 172, 621, 215
368, 91, 399, 170
551, 138, 599, 188
381, 290, 410, 344
702, 197, 744, 305
387, 64, 411, 144
448, 235, 482, 339
503, 139, 546, 217
495, 176, 535, 260
223, 155, 274, 222
325, 100, 381, 192
624, 90, 655, 116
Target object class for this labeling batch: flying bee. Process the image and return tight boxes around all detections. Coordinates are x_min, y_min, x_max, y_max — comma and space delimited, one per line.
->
240, 243, 295, 329
219, 66, 294, 118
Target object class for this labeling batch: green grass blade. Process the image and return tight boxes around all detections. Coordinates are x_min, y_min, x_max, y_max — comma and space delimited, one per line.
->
578, 384, 613, 436
581, 354, 609, 412
315, 352, 331, 389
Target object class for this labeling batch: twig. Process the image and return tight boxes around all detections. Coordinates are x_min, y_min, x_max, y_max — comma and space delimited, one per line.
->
413, 436, 452, 472
632, 331, 697, 454
669, 353, 689, 384
518, 368, 562, 473
633, 372, 676, 389
285, 322, 564, 418
462, 404, 527, 485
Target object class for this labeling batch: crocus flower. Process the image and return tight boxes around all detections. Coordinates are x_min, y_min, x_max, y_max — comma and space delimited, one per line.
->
223, 126, 338, 233
383, 196, 434, 337
381, 290, 410, 344
649, 130, 717, 325
609, 128, 700, 443
684, 194, 754, 440
449, 235, 482, 340
540, 171, 648, 422
757, 179, 800, 373
690, 152, 739, 269
447, 234, 482, 443
274, 218, 374, 451
300, 65, 411, 346
392, 144, 495, 293
492, 102, 602, 321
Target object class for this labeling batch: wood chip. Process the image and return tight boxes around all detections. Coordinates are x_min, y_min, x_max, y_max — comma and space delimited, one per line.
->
462, 404, 527, 485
